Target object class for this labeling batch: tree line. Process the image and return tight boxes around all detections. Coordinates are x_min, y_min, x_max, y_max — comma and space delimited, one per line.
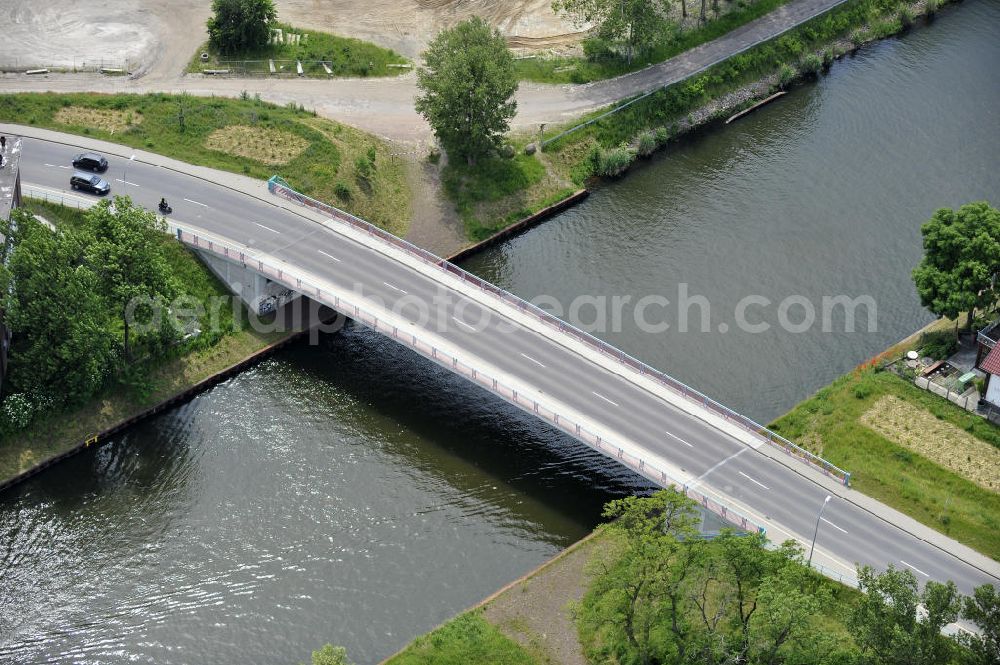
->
579, 491, 998, 665
0, 199, 179, 432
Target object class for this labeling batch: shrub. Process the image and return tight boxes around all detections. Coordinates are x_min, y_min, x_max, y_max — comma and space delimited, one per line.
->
334, 181, 352, 200
582, 37, 615, 61
850, 28, 869, 47
596, 144, 636, 177
654, 126, 670, 145
925, 0, 941, 15
637, 131, 657, 157
801, 53, 823, 76
899, 6, 915, 29
919, 331, 959, 360
427, 148, 441, 164
777, 63, 797, 89
822, 48, 835, 69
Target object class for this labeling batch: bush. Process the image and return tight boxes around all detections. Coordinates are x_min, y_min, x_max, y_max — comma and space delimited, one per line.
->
801, 53, 823, 76
637, 131, 657, 157
582, 37, 615, 61
925, 0, 941, 15
919, 331, 959, 360
654, 126, 670, 145
777, 63, 797, 89
899, 6, 915, 29
822, 48, 835, 69
334, 181, 352, 200
597, 144, 636, 177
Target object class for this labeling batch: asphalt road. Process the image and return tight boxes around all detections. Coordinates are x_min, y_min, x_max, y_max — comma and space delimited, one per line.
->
17, 137, 1000, 597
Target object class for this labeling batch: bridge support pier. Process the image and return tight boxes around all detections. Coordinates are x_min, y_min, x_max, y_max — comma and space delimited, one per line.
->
195, 248, 301, 316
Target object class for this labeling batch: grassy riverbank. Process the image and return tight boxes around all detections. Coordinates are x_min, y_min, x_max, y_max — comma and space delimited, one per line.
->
448, 0, 951, 235
0, 201, 294, 484
187, 22, 409, 77
0, 92, 411, 235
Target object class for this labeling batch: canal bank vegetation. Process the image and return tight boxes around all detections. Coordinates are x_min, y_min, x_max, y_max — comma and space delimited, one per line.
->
442, 0, 958, 238
0, 200, 290, 483
0, 92, 411, 235
381, 492, 1000, 665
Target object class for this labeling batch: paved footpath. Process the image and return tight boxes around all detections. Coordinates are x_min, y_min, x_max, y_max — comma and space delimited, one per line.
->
0, 0, 850, 142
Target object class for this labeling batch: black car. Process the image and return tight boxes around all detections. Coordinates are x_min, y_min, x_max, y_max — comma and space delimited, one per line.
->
70, 173, 111, 195
72, 152, 108, 172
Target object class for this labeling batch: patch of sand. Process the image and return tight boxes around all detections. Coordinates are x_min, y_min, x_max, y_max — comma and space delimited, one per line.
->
204, 125, 309, 165
54, 106, 142, 133
859, 395, 1000, 490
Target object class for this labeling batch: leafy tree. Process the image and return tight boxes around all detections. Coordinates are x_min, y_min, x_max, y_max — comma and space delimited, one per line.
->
850, 564, 962, 665
552, 0, 675, 64
959, 584, 1000, 665
0, 210, 114, 403
578, 492, 845, 665
207, 0, 277, 54
415, 18, 517, 166
912, 202, 1000, 333
85, 197, 178, 361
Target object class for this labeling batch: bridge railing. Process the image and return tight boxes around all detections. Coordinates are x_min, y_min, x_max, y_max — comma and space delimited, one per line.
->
178, 226, 769, 536
267, 176, 851, 486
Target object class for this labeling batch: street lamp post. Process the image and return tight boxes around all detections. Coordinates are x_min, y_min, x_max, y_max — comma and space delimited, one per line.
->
807, 495, 832, 568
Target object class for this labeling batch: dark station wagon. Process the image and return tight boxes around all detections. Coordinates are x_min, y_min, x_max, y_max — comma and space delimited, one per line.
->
71, 152, 108, 172
70, 172, 111, 196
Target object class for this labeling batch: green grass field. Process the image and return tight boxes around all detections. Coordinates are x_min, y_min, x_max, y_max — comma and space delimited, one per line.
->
0, 92, 411, 235
188, 22, 409, 77
770, 368, 1000, 559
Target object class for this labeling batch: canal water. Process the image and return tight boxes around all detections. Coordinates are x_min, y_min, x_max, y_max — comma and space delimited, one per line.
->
1, 2, 998, 663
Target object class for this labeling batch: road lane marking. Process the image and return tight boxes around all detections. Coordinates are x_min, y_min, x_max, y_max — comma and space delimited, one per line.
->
383, 281, 408, 295
318, 250, 341, 262
254, 222, 280, 234
900, 560, 930, 577
689, 448, 746, 488
820, 517, 848, 534
591, 391, 619, 407
114, 178, 140, 187
520, 353, 546, 368
665, 431, 694, 448
452, 316, 477, 331
738, 471, 770, 490
183, 198, 209, 207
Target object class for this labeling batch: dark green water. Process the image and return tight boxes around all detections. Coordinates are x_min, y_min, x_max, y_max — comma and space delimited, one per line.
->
1, 3, 998, 663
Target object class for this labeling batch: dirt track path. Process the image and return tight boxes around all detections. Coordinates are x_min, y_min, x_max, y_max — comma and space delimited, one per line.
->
0, 0, 847, 143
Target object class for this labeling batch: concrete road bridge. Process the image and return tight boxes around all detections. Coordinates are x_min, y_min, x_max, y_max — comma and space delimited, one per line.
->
11, 130, 1000, 599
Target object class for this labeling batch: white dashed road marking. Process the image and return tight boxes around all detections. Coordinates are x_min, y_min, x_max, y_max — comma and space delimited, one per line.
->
318, 250, 341, 262
665, 431, 694, 448
383, 282, 408, 295
254, 222, 280, 234
452, 317, 477, 331
184, 198, 208, 207
592, 391, 619, 407
520, 353, 546, 368
739, 471, 770, 491
900, 560, 930, 577
821, 517, 848, 534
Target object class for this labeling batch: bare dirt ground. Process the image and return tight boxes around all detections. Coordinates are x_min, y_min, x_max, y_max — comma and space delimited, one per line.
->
0, 0, 580, 78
